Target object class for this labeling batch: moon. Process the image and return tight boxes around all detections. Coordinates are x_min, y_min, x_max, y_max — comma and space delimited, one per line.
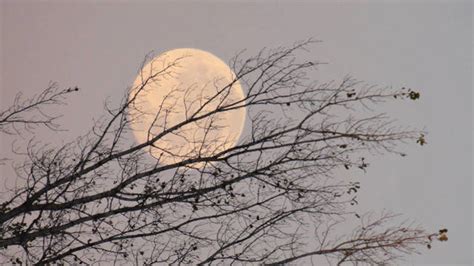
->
128, 48, 246, 166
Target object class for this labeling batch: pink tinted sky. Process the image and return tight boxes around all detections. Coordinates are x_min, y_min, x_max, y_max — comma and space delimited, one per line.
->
1, 1, 472, 265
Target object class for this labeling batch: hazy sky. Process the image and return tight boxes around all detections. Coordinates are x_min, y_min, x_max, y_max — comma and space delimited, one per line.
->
1, 1, 472, 265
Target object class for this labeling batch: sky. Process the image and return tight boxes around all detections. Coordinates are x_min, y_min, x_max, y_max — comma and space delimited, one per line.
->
1, 1, 472, 265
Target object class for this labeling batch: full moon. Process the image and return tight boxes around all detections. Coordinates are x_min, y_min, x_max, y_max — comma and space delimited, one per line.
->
128, 48, 246, 166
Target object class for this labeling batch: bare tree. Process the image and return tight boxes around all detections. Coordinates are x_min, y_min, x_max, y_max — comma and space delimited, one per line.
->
0, 83, 76, 135
0, 40, 446, 265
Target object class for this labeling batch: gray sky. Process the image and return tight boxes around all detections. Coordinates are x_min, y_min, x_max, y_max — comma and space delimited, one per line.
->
1, 1, 472, 265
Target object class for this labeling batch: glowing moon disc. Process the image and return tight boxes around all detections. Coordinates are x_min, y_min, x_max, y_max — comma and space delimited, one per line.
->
129, 49, 246, 166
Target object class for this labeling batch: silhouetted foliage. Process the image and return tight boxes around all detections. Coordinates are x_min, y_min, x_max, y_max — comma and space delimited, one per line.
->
0, 40, 446, 265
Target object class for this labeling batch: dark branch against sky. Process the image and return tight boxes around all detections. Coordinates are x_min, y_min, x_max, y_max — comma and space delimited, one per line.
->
0, 1, 472, 265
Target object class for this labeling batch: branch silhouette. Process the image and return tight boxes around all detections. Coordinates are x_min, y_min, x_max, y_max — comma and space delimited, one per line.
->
0, 40, 446, 265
